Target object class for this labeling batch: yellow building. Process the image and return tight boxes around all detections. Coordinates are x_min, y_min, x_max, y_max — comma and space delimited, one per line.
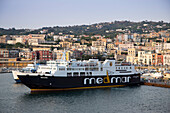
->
126, 56, 138, 64
29, 34, 46, 40
126, 48, 138, 64
0, 58, 33, 67
59, 41, 72, 48
128, 48, 137, 57
107, 43, 114, 49
92, 40, 106, 47
54, 50, 72, 61
73, 43, 81, 47
152, 42, 156, 47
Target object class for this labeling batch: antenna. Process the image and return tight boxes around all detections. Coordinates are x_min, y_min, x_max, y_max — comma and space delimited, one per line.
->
34, 52, 37, 67
61, 49, 67, 62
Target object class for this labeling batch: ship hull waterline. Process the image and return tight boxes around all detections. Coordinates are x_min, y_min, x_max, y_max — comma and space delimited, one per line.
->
18, 74, 140, 92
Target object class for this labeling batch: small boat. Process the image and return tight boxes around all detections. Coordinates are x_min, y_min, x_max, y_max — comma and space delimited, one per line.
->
150, 70, 163, 79
12, 64, 38, 83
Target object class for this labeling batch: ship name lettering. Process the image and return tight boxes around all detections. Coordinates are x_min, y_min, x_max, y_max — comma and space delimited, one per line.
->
84, 76, 131, 85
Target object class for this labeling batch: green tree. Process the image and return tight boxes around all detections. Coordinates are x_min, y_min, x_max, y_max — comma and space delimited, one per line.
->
50, 46, 54, 51
14, 42, 25, 48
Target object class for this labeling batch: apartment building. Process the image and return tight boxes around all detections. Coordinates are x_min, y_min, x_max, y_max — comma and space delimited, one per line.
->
107, 43, 114, 49
126, 48, 138, 64
92, 40, 106, 47
0, 35, 11, 44
59, 41, 72, 48
32, 50, 53, 61
163, 54, 170, 66
53, 50, 72, 61
119, 44, 134, 50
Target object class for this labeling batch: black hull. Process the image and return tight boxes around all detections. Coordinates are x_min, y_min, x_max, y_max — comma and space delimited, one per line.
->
18, 74, 140, 91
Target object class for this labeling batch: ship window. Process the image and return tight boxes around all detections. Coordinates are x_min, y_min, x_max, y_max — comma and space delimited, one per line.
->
86, 72, 88, 76
101, 68, 103, 71
89, 72, 92, 76
67, 68, 71, 70
85, 68, 89, 71
59, 68, 65, 71
126, 67, 128, 69
45, 72, 51, 74
118, 67, 120, 69
73, 72, 79, 77
80, 72, 85, 76
67, 72, 72, 77
130, 67, 131, 69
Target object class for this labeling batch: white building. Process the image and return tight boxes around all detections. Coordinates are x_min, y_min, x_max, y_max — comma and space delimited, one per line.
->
163, 54, 170, 66
164, 43, 170, 49
119, 44, 134, 50
155, 43, 162, 53
144, 52, 152, 65
7, 40, 16, 45
53, 35, 65, 41
138, 51, 145, 65
16, 37, 24, 44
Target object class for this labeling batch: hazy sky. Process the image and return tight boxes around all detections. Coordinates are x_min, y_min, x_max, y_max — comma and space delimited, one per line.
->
0, 0, 170, 29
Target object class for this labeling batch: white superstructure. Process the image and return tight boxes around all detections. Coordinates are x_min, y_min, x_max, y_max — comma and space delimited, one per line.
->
36, 58, 138, 77
15, 51, 139, 78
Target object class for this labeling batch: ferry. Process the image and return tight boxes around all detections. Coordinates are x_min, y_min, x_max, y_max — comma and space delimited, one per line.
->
18, 52, 141, 91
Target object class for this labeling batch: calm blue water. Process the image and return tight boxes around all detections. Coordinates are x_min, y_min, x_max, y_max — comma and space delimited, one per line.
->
0, 73, 169, 113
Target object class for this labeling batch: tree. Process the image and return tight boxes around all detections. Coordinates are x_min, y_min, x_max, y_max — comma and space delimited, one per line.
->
92, 37, 97, 41
55, 39, 61, 44
50, 46, 54, 51
14, 42, 25, 48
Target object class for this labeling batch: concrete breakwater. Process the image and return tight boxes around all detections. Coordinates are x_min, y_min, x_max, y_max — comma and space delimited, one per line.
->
142, 79, 170, 88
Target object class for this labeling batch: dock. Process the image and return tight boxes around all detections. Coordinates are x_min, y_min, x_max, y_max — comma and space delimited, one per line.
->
142, 79, 170, 88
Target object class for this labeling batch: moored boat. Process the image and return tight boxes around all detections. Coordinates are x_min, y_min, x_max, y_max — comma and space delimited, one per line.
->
12, 64, 38, 83
12, 70, 21, 83
18, 52, 141, 91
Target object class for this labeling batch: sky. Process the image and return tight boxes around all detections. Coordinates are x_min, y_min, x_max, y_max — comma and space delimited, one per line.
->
0, 0, 170, 29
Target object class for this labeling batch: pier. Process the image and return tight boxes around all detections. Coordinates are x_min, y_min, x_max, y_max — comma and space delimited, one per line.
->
142, 79, 170, 88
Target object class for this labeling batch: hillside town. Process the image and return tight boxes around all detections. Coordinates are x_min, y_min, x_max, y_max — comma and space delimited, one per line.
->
0, 30, 169, 69
0, 21, 170, 74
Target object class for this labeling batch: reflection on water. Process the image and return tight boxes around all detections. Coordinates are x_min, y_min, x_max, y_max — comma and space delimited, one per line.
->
0, 73, 169, 113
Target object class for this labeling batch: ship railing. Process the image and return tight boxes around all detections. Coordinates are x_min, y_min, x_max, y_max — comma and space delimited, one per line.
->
85, 67, 99, 71
67, 67, 85, 71
115, 61, 131, 66
68, 62, 98, 67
